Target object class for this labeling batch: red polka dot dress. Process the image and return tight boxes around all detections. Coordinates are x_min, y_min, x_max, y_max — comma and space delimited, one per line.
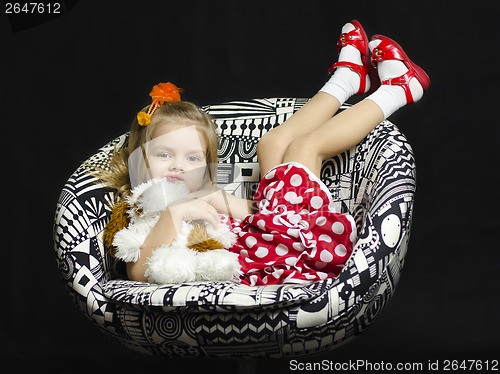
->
226, 162, 357, 286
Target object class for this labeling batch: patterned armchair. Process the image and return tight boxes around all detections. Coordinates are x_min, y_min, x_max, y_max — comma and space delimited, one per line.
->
53, 98, 415, 357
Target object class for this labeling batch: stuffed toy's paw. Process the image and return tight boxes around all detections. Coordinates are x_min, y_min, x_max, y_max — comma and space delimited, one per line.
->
145, 246, 197, 284
145, 245, 241, 284
195, 249, 241, 282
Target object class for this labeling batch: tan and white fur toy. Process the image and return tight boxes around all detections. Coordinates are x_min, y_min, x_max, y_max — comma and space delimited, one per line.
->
110, 178, 241, 284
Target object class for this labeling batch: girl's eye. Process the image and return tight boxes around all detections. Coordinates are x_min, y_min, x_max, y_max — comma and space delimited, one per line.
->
187, 155, 201, 162
157, 152, 172, 159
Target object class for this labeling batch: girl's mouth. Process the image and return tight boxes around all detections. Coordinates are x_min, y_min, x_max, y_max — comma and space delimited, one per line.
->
166, 175, 183, 183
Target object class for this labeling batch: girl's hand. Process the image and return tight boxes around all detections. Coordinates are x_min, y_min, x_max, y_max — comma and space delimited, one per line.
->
167, 197, 221, 228
188, 188, 225, 212
188, 188, 256, 220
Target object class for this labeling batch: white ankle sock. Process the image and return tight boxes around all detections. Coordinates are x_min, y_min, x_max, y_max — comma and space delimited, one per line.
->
366, 39, 424, 118
366, 86, 406, 119
320, 23, 370, 105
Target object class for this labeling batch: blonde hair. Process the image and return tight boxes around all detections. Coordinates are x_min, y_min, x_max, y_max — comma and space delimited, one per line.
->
96, 101, 218, 200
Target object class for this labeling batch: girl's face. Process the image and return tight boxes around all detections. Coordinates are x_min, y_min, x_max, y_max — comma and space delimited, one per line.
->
147, 121, 208, 192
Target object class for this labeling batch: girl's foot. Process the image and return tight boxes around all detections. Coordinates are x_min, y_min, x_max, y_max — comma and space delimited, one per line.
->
320, 20, 377, 105
366, 35, 430, 118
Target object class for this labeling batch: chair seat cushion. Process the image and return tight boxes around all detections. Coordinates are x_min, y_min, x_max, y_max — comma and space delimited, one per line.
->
103, 277, 337, 312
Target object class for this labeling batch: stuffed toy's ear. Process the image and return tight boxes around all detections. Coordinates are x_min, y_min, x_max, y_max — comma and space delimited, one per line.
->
187, 221, 239, 252
103, 201, 130, 254
187, 221, 224, 252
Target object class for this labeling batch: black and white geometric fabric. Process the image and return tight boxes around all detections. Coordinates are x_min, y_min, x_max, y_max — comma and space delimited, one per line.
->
53, 98, 416, 358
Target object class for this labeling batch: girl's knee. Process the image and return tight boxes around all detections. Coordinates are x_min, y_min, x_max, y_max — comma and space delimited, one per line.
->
258, 129, 287, 157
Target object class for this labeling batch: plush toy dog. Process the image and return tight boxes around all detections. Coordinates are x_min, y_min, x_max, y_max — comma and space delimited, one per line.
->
105, 178, 241, 284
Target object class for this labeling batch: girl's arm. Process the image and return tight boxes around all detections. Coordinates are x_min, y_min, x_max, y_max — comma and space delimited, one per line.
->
126, 198, 221, 282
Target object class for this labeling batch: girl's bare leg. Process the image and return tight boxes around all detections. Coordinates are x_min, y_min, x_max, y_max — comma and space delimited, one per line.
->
281, 99, 383, 177
257, 92, 341, 176
257, 21, 370, 176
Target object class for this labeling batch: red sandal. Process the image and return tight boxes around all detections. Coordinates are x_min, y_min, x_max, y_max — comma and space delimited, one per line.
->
370, 35, 431, 104
328, 19, 379, 95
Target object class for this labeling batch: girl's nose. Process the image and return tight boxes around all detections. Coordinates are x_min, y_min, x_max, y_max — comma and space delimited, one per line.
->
169, 157, 184, 172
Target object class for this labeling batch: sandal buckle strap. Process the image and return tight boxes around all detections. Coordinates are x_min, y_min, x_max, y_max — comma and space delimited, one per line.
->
381, 70, 417, 104
370, 39, 407, 68
328, 61, 369, 95
337, 28, 367, 56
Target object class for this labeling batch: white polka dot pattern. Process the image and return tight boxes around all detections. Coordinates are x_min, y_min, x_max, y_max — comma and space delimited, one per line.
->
227, 163, 355, 286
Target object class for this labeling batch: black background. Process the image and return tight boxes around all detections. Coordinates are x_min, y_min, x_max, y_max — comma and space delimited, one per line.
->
3, 0, 499, 372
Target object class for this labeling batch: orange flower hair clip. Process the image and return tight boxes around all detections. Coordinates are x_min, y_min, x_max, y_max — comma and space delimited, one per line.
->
137, 82, 183, 126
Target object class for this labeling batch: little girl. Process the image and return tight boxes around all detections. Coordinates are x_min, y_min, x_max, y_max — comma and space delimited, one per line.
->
101, 20, 429, 286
